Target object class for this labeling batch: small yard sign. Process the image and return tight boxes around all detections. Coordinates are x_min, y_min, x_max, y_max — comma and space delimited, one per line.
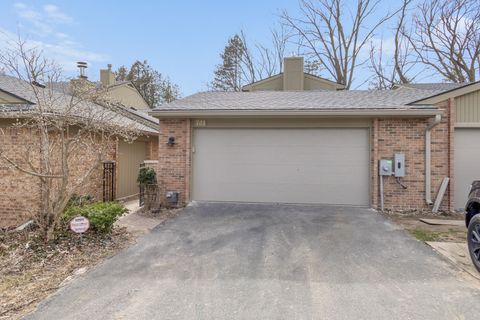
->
70, 216, 90, 234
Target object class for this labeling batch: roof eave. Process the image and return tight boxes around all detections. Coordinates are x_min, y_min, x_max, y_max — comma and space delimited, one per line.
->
149, 108, 442, 118
409, 81, 480, 105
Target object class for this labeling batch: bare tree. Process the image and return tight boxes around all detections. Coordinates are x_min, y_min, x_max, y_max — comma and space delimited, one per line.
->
407, 0, 480, 82
282, 0, 400, 89
369, 0, 416, 89
0, 39, 140, 240
255, 25, 290, 78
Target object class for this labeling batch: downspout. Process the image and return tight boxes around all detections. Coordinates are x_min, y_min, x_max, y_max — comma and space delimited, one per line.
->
425, 114, 442, 205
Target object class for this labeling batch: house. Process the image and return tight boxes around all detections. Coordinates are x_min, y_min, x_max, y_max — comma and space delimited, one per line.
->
150, 56, 480, 212
56, 63, 159, 200
98, 64, 151, 111
95, 64, 159, 199
242, 57, 345, 92
0, 71, 158, 228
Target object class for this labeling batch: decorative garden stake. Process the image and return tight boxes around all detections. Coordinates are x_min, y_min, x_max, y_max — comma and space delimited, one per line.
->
70, 216, 90, 234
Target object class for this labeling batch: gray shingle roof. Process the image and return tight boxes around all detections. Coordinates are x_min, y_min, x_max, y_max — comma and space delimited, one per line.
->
50, 80, 158, 125
0, 103, 33, 112
397, 83, 469, 91
0, 75, 157, 133
152, 89, 444, 112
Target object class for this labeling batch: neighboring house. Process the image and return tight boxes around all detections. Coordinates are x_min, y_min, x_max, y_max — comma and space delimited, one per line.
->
0, 73, 158, 228
98, 64, 151, 111
150, 56, 480, 212
96, 65, 159, 199
60, 64, 159, 200
242, 56, 345, 92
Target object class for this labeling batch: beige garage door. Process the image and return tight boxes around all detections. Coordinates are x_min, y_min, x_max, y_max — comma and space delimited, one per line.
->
192, 128, 370, 205
454, 129, 480, 209
117, 140, 147, 199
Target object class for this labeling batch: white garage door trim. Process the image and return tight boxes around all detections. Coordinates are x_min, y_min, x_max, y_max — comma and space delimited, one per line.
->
192, 127, 370, 206
454, 128, 480, 209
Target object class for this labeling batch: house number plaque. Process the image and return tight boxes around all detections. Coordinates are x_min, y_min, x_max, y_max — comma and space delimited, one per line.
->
194, 119, 207, 127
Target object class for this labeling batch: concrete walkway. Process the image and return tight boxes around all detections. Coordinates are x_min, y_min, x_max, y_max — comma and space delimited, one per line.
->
27, 203, 480, 319
115, 200, 163, 235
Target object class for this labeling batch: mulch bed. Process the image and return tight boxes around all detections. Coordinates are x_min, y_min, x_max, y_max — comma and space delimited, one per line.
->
0, 228, 133, 320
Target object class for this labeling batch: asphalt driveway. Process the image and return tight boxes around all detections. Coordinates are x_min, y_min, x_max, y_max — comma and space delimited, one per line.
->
27, 202, 480, 319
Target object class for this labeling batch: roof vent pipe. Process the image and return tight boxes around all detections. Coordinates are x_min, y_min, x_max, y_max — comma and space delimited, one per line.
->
425, 114, 442, 205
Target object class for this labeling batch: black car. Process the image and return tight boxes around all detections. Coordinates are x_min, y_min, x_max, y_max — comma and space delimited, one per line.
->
466, 180, 480, 272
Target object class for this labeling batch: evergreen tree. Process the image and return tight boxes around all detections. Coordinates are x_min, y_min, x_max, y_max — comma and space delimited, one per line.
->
211, 34, 249, 91
115, 60, 180, 107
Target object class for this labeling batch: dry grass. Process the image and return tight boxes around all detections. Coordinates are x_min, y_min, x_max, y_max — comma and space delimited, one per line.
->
382, 210, 467, 243
0, 228, 133, 320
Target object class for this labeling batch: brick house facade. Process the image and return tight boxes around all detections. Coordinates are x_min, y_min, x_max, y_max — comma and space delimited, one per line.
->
0, 74, 160, 228
371, 99, 454, 211
150, 58, 479, 212
155, 105, 454, 211
151, 82, 480, 212
0, 120, 158, 227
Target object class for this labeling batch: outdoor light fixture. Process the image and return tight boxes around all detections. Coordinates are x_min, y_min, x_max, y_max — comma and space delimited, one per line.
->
167, 136, 176, 146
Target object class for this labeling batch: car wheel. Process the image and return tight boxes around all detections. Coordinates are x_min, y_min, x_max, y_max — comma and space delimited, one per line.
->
467, 215, 480, 272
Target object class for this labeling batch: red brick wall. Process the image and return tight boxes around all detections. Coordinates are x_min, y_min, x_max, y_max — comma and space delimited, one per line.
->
146, 136, 159, 161
371, 100, 453, 211
157, 119, 191, 205
0, 126, 118, 228
0, 127, 41, 227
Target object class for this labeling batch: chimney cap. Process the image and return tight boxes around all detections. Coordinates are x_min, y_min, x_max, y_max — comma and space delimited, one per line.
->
77, 61, 88, 79
107, 64, 112, 70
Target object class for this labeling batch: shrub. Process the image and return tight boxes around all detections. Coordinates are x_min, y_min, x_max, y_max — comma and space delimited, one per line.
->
63, 202, 128, 234
68, 194, 95, 206
137, 167, 156, 186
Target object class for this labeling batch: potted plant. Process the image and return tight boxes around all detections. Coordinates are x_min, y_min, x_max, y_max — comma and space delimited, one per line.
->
137, 167, 158, 209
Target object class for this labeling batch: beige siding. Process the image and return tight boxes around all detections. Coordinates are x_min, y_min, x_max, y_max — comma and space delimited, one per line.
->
247, 75, 284, 91
304, 75, 338, 91
109, 85, 150, 110
455, 90, 480, 124
194, 118, 371, 128
117, 140, 147, 199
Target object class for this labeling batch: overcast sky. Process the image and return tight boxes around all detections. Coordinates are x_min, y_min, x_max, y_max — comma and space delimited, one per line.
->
0, 0, 404, 96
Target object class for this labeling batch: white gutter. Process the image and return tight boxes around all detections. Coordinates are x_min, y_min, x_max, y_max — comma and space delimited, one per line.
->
425, 114, 442, 205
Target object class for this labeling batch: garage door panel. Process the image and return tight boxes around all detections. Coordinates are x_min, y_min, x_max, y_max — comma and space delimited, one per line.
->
208, 164, 365, 184
454, 129, 480, 209
193, 128, 369, 205
196, 181, 367, 205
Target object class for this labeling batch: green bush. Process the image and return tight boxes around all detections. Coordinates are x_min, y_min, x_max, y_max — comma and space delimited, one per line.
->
137, 167, 156, 186
68, 194, 95, 206
63, 202, 128, 233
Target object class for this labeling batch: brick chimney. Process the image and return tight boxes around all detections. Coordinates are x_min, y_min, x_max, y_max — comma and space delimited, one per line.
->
283, 56, 304, 91
100, 64, 115, 87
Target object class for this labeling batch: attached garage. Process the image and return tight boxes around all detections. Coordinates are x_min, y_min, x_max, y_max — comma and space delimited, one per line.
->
192, 127, 370, 205
454, 129, 480, 209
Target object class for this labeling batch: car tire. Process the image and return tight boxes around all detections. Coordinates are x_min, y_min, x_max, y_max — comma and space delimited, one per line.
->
467, 214, 480, 273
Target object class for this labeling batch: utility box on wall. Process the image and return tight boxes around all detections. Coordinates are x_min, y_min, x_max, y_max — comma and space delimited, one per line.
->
165, 191, 179, 206
394, 153, 405, 177
379, 159, 393, 176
